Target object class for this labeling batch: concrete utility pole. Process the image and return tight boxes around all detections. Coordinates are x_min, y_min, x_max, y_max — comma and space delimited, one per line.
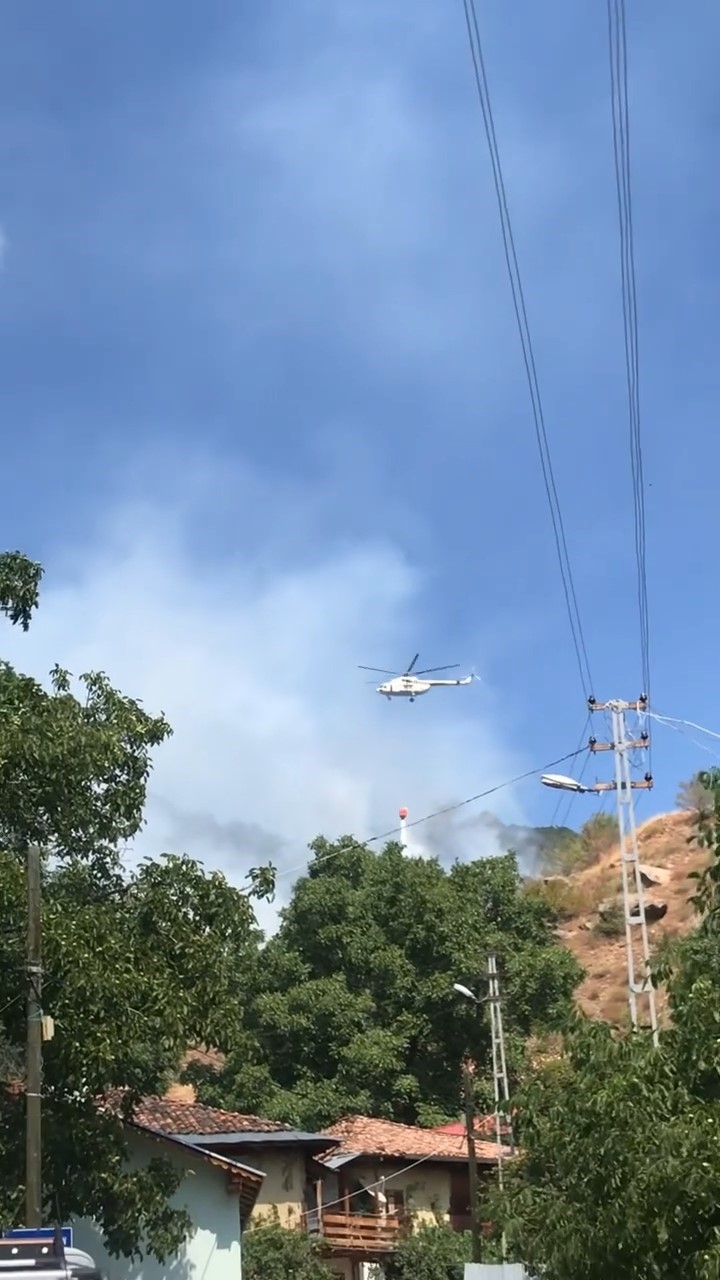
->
587, 696, 658, 1045
25, 844, 43, 1226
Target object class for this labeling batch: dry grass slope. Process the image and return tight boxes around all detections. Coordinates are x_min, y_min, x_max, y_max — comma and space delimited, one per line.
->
552, 810, 703, 1025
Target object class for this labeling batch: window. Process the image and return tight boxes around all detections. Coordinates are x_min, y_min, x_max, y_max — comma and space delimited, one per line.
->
386, 1189, 405, 1216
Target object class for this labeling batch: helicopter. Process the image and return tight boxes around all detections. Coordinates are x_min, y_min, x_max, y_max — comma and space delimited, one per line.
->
358, 653, 476, 702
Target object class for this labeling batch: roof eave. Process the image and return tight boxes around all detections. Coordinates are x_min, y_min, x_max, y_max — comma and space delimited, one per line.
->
125, 1121, 266, 1214
178, 1130, 339, 1151
325, 1150, 504, 1166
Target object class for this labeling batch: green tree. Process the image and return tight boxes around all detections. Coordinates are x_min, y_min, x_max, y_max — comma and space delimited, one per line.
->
494, 768, 720, 1280
241, 1223, 333, 1280
189, 839, 582, 1130
578, 811, 616, 862
0, 553, 267, 1257
0, 552, 171, 861
539, 812, 616, 876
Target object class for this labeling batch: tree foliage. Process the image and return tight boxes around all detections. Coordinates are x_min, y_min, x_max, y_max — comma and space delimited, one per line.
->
189, 838, 582, 1130
539, 811, 617, 876
0, 552, 42, 630
495, 768, 720, 1280
0, 553, 265, 1258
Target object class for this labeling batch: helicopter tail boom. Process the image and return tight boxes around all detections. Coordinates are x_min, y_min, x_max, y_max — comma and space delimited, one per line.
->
426, 674, 474, 687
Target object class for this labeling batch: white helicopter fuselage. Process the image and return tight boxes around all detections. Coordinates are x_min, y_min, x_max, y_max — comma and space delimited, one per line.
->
377, 675, 473, 700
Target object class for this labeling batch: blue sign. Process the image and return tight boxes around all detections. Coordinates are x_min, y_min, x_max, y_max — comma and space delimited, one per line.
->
4, 1229, 73, 1248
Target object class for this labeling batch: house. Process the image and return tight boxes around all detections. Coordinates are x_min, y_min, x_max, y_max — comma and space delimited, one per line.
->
96, 1097, 508, 1280
72, 1110, 264, 1280
131, 1098, 339, 1229
309, 1114, 509, 1275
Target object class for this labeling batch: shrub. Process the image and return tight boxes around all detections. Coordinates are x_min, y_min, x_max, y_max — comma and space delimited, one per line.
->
593, 900, 625, 937
242, 1223, 332, 1280
539, 814, 617, 877
524, 877, 594, 921
384, 1223, 473, 1280
579, 813, 617, 864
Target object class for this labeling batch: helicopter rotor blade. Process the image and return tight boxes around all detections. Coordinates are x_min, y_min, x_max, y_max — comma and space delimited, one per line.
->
415, 664, 460, 676
406, 653, 420, 674
358, 665, 398, 675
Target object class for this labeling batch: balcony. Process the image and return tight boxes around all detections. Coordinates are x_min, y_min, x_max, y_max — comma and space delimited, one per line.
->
304, 1210, 405, 1253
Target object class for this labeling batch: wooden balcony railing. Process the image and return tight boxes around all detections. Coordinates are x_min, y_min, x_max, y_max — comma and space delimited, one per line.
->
303, 1208, 493, 1252
304, 1210, 404, 1252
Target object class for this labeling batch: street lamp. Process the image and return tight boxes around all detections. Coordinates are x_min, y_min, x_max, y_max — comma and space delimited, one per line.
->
453, 982, 479, 1003
540, 772, 599, 795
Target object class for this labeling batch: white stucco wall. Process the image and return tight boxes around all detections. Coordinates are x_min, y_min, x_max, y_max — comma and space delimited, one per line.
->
72, 1130, 243, 1280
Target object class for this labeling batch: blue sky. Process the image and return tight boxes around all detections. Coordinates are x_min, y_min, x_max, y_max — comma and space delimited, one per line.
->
1, 0, 719, 912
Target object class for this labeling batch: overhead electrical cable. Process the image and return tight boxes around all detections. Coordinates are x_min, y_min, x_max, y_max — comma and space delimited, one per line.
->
312, 1152, 440, 1214
272, 744, 588, 883
648, 712, 720, 744
461, 0, 594, 701
646, 712, 720, 764
550, 713, 592, 828
607, 0, 651, 717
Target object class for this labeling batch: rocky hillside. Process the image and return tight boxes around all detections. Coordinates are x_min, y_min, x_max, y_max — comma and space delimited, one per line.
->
545, 810, 703, 1025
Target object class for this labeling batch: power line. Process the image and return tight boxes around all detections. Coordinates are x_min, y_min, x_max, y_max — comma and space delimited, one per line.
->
315, 1128, 508, 1216
315, 1150, 440, 1215
0, 991, 23, 1018
461, 0, 594, 702
273, 744, 588, 883
647, 712, 720, 764
648, 711, 720, 744
550, 714, 591, 826
553, 744, 592, 831
607, 0, 651, 720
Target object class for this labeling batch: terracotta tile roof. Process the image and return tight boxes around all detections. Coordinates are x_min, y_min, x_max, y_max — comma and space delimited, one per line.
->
129, 1097, 293, 1135
321, 1114, 508, 1163
433, 1118, 496, 1137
